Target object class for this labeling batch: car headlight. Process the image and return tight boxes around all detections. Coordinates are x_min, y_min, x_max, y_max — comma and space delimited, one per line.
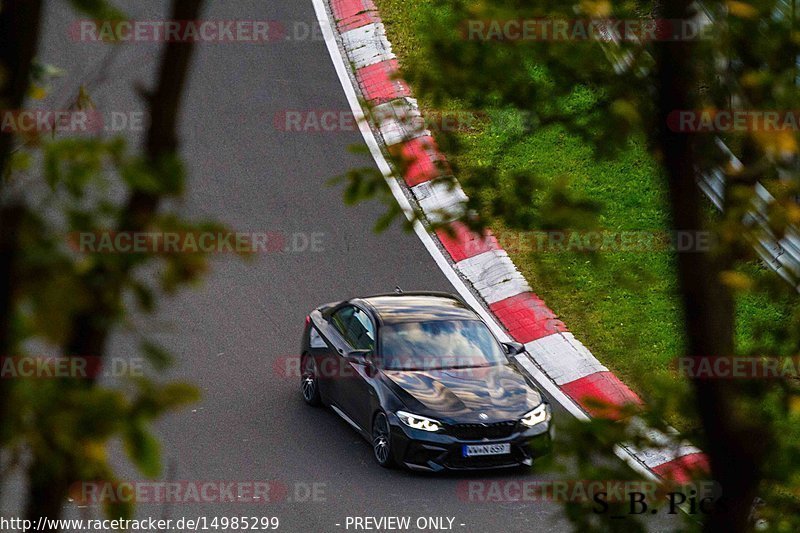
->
396, 410, 441, 432
520, 403, 551, 427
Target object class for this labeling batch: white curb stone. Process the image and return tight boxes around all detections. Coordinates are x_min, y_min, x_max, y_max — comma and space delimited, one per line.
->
623, 418, 703, 468
372, 98, 430, 146
524, 332, 607, 385
340, 22, 395, 69
455, 249, 532, 304
411, 179, 468, 224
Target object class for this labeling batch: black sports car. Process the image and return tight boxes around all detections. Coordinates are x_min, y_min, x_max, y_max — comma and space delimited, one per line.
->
299, 291, 553, 471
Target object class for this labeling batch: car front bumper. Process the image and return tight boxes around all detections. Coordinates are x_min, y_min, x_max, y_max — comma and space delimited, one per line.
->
388, 413, 553, 472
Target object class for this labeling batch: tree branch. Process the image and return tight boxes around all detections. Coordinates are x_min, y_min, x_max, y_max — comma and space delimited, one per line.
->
0, 0, 43, 503
654, 2, 767, 531
24, 1, 204, 527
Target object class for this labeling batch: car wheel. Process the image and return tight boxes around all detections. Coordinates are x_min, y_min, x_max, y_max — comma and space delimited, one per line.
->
372, 412, 395, 468
301, 354, 321, 406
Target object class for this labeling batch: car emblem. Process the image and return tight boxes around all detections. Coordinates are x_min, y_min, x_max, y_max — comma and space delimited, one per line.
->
478, 413, 488, 420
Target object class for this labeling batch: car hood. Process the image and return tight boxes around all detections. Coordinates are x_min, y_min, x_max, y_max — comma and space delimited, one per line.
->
382, 363, 543, 423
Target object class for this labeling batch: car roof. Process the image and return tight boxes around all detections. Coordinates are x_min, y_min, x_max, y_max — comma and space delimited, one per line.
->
356, 292, 479, 324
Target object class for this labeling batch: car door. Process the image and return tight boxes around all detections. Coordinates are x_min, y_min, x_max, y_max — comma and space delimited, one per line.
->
306, 311, 337, 401
329, 304, 377, 431
311, 306, 353, 407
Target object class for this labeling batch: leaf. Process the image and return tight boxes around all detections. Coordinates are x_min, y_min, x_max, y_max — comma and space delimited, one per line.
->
752, 129, 798, 160
373, 205, 399, 233
131, 281, 155, 313
123, 418, 161, 478
76, 85, 96, 110
157, 382, 201, 410
579, 0, 612, 17
140, 341, 173, 371
28, 84, 48, 100
720, 270, 754, 291
153, 154, 186, 196
727, 1, 758, 18
104, 498, 134, 522
68, 0, 126, 21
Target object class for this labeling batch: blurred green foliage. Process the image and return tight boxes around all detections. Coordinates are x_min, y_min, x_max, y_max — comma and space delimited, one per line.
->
0, 0, 227, 523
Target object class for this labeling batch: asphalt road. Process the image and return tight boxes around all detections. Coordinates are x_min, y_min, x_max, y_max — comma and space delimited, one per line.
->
0, 1, 677, 532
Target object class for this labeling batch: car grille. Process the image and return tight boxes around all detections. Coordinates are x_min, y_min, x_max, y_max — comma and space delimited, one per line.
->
448, 421, 517, 441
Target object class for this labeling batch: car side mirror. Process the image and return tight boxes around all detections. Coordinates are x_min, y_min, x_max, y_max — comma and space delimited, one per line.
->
502, 341, 525, 356
345, 349, 373, 366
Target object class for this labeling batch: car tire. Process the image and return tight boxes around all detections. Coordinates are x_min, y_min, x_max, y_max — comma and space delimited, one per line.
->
372, 411, 395, 468
300, 354, 322, 406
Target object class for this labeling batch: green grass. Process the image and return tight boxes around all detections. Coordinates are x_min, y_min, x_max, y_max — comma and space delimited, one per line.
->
456, 117, 681, 400
373, 0, 800, 405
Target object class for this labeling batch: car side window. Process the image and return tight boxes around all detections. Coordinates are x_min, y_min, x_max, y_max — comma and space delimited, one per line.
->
331, 306, 375, 351
331, 306, 354, 340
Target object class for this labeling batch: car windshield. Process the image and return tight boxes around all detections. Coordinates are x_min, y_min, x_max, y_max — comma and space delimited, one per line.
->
379, 319, 506, 370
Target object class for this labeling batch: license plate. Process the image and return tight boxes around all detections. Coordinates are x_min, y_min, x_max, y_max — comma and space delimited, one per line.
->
462, 443, 511, 457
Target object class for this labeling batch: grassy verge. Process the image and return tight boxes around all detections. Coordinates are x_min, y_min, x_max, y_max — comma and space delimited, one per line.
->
373, 0, 800, 405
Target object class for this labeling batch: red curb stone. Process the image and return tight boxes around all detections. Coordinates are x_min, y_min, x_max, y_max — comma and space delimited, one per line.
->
489, 292, 567, 343
331, 0, 379, 32
389, 135, 450, 187
561, 371, 643, 420
356, 60, 410, 104
652, 453, 711, 484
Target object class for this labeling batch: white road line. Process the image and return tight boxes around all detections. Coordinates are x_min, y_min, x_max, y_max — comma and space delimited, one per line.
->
311, 0, 657, 482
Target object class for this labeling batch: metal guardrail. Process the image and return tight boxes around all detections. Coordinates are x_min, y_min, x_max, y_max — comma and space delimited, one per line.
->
698, 140, 800, 291
697, 0, 800, 292
601, 6, 800, 292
